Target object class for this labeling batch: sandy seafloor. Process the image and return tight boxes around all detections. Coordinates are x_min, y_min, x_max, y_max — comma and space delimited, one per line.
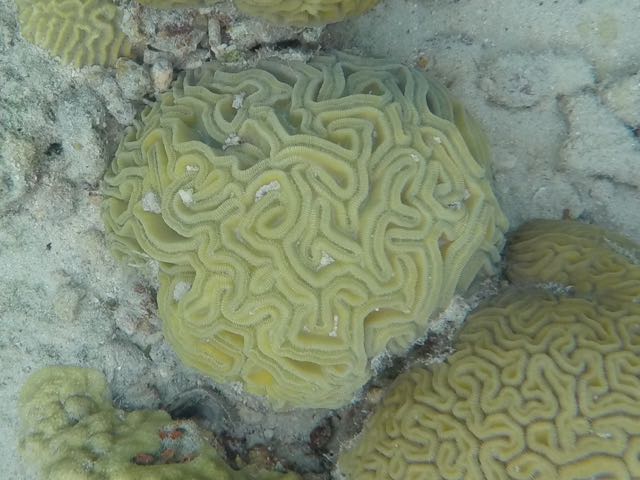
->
1, 0, 639, 477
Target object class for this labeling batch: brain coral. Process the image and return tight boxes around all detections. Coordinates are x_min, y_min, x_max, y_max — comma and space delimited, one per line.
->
134, 0, 219, 9
339, 286, 640, 479
101, 52, 508, 409
15, 0, 135, 67
19, 366, 299, 479
507, 219, 640, 305
232, 0, 379, 26
132, 0, 377, 25
338, 220, 640, 479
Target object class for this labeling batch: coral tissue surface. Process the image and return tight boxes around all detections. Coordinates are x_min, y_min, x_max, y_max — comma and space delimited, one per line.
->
102, 52, 507, 409
339, 220, 640, 479
15, 0, 134, 66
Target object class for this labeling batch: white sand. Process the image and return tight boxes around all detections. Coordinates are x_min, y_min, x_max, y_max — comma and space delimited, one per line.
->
1, 0, 638, 477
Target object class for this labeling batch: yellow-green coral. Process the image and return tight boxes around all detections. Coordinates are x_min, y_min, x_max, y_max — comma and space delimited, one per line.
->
339, 287, 640, 479
132, 0, 375, 25
233, 0, 379, 26
134, 0, 219, 9
339, 220, 640, 479
15, 0, 135, 67
19, 366, 299, 480
101, 52, 507, 409
507, 219, 640, 305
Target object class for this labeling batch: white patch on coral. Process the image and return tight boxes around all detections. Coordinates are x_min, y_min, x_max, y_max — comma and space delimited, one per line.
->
222, 133, 241, 150
370, 350, 393, 373
142, 191, 161, 214
255, 181, 280, 201
433, 136, 442, 144
229, 381, 244, 396
329, 315, 339, 337
448, 189, 471, 210
173, 281, 191, 302
317, 251, 335, 270
232, 92, 246, 110
178, 188, 194, 206
186, 164, 199, 174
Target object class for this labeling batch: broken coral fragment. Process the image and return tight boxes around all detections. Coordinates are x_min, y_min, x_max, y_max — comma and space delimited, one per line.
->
101, 52, 507, 409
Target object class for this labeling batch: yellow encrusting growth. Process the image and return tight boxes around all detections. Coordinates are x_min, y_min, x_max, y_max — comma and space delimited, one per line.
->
102, 52, 507, 409
15, 0, 135, 67
339, 220, 640, 479
19, 366, 299, 480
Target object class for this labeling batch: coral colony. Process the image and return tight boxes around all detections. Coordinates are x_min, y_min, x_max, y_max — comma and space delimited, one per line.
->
101, 53, 507, 409
13, 0, 640, 476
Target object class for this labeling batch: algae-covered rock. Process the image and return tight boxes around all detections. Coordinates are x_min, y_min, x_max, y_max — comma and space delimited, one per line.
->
102, 52, 507, 409
19, 366, 299, 479
338, 220, 640, 479
15, 0, 136, 67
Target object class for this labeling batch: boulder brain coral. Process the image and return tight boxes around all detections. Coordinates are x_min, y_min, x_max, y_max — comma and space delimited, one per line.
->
19, 366, 299, 479
339, 287, 640, 479
338, 220, 640, 479
506, 219, 640, 305
101, 52, 507, 409
15, 0, 136, 67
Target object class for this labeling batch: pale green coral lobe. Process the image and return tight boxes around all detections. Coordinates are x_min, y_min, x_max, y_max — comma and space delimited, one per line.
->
102, 52, 507, 409
15, 0, 135, 67
19, 366, 299, 479
233, 0, 379, 26
132, 0, 375, 25
507, 219, 640, 305
135, 0, 219, 8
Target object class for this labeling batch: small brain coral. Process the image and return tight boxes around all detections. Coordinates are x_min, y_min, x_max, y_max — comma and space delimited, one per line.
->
132, 0, 377, 25
19, 366, 299, 480
15, 0, 135, 67
134, 0, 219, 9
101, 52, 507, 409
507, 219, 640, 305
233, 0, 379, 26
338, 220, 640, 479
